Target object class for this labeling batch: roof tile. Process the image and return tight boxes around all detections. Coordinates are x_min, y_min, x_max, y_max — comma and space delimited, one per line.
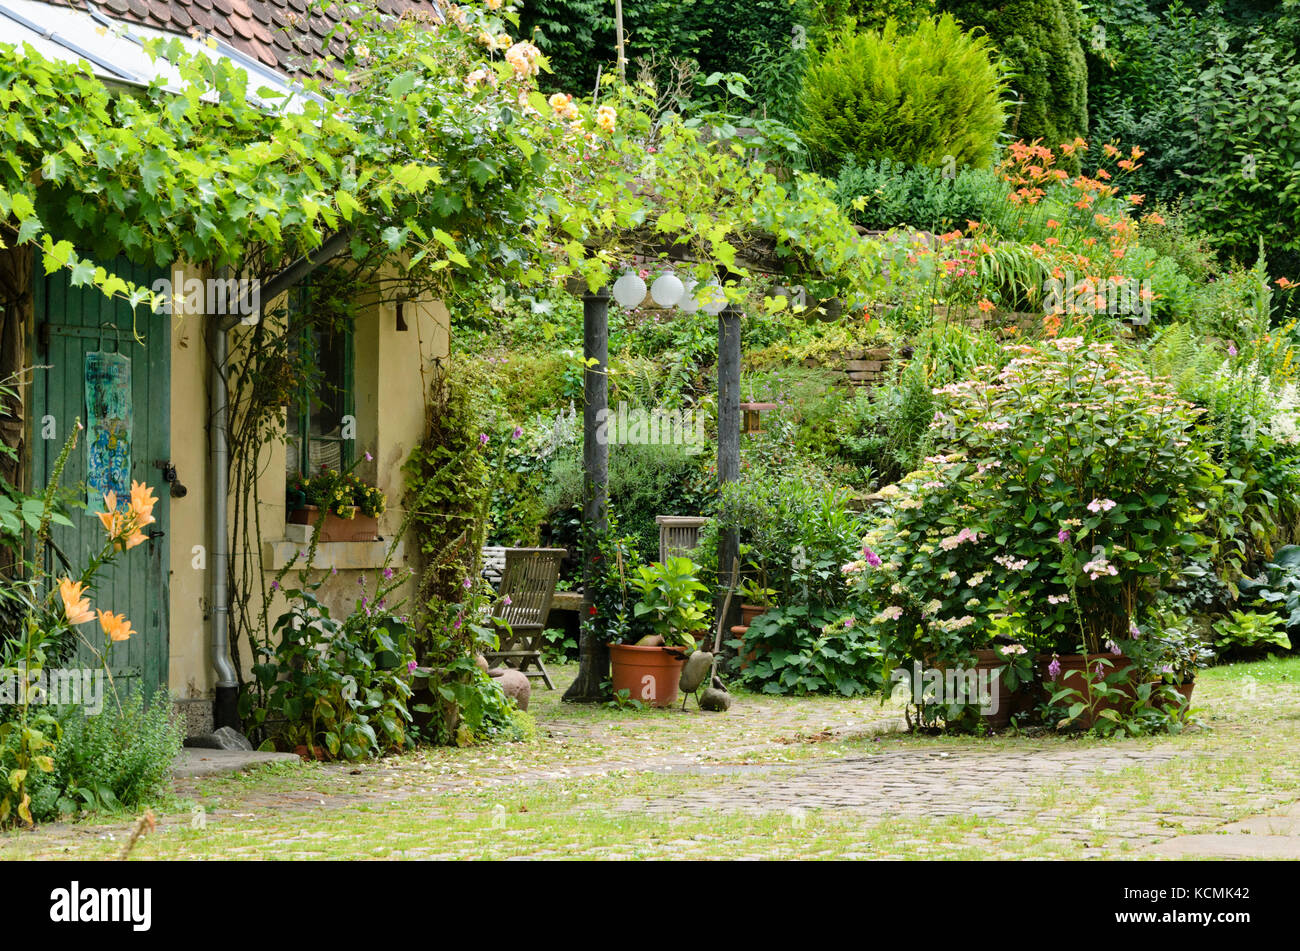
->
32, 0, 443, 74
146, 0, 173, 25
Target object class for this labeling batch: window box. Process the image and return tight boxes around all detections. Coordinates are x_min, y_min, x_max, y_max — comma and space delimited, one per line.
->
287, 505, 379, 542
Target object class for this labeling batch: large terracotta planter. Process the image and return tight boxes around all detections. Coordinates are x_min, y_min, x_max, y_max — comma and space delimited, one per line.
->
288, 505, 379, 542
609, 644, 687, 707
1154, 680, 1195, 719
1037, 653, 1137, 729
739, 603, 769, 626
971, 649, 1017, 730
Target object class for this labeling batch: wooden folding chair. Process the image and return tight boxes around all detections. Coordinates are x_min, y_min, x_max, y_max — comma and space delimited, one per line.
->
486, 547, 565, 689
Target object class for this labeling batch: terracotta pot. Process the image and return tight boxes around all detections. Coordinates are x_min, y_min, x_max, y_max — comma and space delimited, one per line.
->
739, 603, 769, 627
1154, 680, 1195, 719
288, 505, 379, 542
294, 744, 326, 761
731, 624, 756, 670
609, 643, 687, 707
971, 649, 1017, 730
1036, 653, 1137, 729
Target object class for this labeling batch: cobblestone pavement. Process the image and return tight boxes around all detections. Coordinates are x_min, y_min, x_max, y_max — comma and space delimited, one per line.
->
5, 661, 1299, 859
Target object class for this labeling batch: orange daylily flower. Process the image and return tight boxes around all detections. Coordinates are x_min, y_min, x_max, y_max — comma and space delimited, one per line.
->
129, 480, 157, 527
96, 490, 121, 536
1278, 277, 1295, 289
97, 609, 134, 642
96, 482, 158, 551
58, 578, 94, 626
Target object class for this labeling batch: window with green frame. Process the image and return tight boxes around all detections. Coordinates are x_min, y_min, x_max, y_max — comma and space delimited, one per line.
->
284, 283, 354, 479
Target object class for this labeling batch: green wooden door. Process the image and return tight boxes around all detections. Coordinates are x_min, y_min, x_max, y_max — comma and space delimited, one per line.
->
31, 258, 170, 700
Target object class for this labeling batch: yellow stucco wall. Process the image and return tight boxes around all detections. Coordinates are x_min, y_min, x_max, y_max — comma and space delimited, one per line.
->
166, 268, 448, 700
166, 299, 212, 699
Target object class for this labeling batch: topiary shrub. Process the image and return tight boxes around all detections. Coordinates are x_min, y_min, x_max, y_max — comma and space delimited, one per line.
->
939, 0, 1088, 153
800, 14, 1007, 173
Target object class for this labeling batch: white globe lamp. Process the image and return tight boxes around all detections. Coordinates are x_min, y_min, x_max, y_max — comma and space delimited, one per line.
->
612, 270, 647, 309
650, 272, 684, 307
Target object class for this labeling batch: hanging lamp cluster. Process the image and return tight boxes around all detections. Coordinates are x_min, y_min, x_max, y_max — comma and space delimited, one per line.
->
611, 268, 728, 316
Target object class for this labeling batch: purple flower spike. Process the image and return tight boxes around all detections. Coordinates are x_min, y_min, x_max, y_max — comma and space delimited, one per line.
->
383, 567, 394, 580
407, 660, 418, 672
511, 426, 523, 440
364, 451, 373, 462
1058, 529, 1071, 543
479, 432, 490, 447
1047, 656, 1061, 680
462, 576, 472, 590
863, 546, 882, 568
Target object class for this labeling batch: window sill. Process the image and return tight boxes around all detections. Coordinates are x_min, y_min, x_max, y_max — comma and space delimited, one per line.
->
263, 529, 403, 571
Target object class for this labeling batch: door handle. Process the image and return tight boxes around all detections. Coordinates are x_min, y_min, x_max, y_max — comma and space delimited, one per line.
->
147, 529, 165, 540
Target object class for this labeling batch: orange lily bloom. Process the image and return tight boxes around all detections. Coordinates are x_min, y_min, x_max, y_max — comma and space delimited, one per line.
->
97, 609, 135, 642
58, 578, 94, 626
129, 481, 157, 527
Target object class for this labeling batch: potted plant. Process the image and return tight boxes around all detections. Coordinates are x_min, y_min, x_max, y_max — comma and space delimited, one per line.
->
735, 544, 776, 627
288, 466, 386, 542
1134, 608, 1215, 715
607, 556, 711, 707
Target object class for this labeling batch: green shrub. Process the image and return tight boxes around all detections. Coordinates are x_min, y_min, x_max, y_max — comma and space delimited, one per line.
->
712, 471, 864, 607
1213, 610, 1291, 653
940, 0, 1088, 152
1148, 320, 1300, 564
543, 441, 715, 565
834, 157, 1006, 231
852, 338, 1236, 668
800, 14, 1007, 172
24, 691, 182, 822
728, 602, 884, 696
242, 572, 418, 761
1178, 22, 1300, 275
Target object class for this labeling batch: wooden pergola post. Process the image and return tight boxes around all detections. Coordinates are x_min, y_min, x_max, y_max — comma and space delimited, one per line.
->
563, 283, 612, 702
715, 301, 742, 635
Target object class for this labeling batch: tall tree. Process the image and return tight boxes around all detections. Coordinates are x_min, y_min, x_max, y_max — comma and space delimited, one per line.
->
939, 0, 1088, 151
